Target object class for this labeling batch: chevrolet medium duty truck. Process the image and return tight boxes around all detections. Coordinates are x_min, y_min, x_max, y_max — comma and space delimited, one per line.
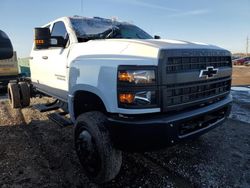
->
8, 16, 232, 183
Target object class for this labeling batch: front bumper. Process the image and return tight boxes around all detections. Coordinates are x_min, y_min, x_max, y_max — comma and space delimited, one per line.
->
106, 95, 232, 151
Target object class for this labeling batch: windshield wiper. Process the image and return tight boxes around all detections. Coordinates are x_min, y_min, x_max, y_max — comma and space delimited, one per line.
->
104, 26, 120, 39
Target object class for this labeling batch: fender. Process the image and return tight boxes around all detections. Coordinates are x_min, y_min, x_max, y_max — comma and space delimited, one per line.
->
68, 84, 110, 123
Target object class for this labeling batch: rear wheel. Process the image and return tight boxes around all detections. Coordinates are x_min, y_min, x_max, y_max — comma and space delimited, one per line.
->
19, 82, 30, 107
74, 111, 122, 183
7, 83, 21, 108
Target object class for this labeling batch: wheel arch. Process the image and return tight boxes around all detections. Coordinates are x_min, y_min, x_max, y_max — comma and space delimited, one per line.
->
68, 84, 110, 122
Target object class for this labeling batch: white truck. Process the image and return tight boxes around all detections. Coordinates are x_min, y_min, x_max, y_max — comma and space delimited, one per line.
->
8, 16, 232, 183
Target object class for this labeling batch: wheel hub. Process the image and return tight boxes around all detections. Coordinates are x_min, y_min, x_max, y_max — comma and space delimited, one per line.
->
76, 129, 101, 176
79, 130, 93, 154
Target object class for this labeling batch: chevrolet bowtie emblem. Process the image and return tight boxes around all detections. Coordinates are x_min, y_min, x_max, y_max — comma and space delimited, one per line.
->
199, 66, 218, 79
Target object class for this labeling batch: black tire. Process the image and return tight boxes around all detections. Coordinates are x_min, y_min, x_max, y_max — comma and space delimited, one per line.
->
19, 82, 30, 107
7, 83, 21, 108
74, 111, 122, 183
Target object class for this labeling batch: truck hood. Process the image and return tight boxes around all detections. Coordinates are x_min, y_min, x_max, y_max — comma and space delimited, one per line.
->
111, 38, 224, 50
70, 38, 227, 62
103, 38, 225, 59
135, 39, 221, 49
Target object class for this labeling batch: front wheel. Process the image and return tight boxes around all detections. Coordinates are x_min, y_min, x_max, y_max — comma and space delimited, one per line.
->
74, 111, 122, 183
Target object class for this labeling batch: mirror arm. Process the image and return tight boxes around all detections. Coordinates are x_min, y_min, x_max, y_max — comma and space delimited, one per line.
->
154, 35, 161, 39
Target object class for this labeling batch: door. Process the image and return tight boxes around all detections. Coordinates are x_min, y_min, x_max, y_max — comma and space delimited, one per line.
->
31, 21, 70, 101
47, 21, 69, 99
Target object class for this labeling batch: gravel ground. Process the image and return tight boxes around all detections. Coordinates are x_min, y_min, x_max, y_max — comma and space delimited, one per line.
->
0, 90, 249, 187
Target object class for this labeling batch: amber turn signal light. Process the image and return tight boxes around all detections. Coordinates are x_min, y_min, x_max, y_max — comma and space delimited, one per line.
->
35, 39, 44, 44
119, 93, 135, 104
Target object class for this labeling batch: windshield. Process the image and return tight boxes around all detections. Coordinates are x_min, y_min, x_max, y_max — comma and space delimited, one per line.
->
70, 18, 153, 42
114, 24, 153, 39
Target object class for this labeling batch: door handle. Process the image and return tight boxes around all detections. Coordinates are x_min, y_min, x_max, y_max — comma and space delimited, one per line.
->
42, 56, 48, 60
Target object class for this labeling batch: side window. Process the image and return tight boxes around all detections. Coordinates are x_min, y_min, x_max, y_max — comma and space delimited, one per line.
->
51, 21, 68, 40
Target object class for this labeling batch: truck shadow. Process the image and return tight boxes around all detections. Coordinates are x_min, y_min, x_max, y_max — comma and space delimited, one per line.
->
0, 88, 7, 96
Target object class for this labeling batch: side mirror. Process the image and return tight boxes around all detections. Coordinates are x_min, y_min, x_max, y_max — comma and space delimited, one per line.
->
154, 35, 161, 39
34, 27, 51, 49
34, 27, 67, 49
0, 30, 13, 60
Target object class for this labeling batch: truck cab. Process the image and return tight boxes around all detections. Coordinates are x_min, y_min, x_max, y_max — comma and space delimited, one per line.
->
9, 16, 232, 183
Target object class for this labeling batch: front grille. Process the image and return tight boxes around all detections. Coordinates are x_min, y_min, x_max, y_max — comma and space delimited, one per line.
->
163, 76, 231, 112
159, 49, 232, 113
166, 56, 231, 73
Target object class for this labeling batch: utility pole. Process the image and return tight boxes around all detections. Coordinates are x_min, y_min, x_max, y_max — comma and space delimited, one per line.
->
246, 36, 249, 57
80, 0, 83, 15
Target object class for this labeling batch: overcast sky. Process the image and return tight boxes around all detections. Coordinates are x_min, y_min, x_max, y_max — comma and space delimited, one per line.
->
1, 0, 249, 57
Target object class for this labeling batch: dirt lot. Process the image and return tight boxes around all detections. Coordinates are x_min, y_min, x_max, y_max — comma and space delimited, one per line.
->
232, 66, 250, 86
0, 88, 249, 187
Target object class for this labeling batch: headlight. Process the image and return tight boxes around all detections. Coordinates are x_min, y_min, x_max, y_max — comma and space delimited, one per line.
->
118, 70, 156, 85
117, 66, 158, 108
